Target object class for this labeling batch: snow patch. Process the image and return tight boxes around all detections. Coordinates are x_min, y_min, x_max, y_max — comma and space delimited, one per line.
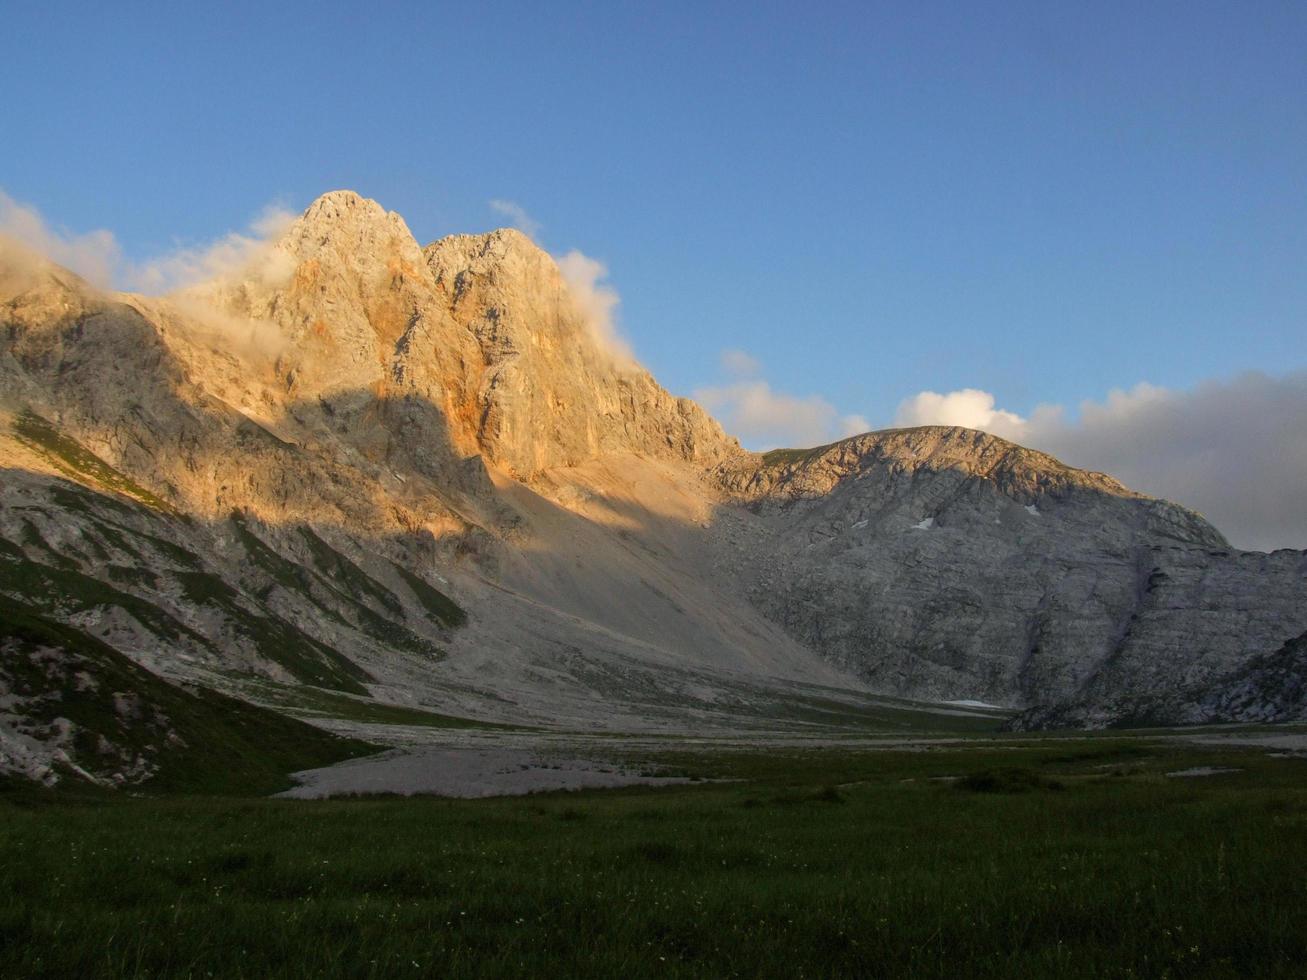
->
1165, 766, 1242, 778
911, 517, 934, 530
1025, 504, 1041, 517
851, 519, 868, 530
942, 699, 1005, 710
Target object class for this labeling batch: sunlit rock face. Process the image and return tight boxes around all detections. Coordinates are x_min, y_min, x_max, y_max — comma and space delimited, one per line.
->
423, 226, 742, 478
1, 188, 1304, 787
189, 190, 743, 480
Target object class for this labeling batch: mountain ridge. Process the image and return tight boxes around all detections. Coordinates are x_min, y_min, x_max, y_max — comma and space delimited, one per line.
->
2, 189, 1303, 786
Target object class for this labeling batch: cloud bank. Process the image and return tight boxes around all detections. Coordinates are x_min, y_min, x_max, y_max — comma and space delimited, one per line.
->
696, 350, 869, 448
0, 187, 294, 295
893, 374, 1307, 552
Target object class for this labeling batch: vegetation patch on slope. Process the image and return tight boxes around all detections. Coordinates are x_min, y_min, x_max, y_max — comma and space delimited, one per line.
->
0, 596, 374, 794
12, 410, 176, 513
392, 562, 467, 629
0, 536, 212, 650
175, 571, 373, 695
760, 445, 826, 468
232, 516, 442, 661
299, 527, 404, 616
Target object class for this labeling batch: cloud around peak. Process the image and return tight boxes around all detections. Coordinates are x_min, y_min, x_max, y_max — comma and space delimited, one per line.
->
1, 189, 121, 288
892, 373, 1307, 552
555, 249, 639, 370
129, 204, 296, 295
0, 187, 294, 295
893, 387, 1027, 436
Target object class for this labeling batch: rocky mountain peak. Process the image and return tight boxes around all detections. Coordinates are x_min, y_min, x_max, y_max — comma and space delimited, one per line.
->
423, 225, 742, 477
178, 192, 741, 479
720, 424, 1227, 549
726, 425, 1136, 498
281, 190, 423, 267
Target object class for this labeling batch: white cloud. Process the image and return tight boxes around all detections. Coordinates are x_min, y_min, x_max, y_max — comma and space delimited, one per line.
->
489, 199, 542, 240
128, 204, 296, 295
721, 348, 762, 377
838, 414, 871, 438
695, 379, 845, 448
696, 349, 872, 448
1, 189, 121, 287
0, 187, 294, 295
1, 189, 298, 362
891, 374, 1307, 552
893, 387, 1027, 437
554, 249, 638, 370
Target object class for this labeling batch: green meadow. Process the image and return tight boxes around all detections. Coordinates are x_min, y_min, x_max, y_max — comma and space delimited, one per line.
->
2, 736, 1305, 978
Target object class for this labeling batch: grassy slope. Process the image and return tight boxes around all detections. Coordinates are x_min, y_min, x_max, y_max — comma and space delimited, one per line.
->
0, 739, 1304, 978
12, 409, 177, 513
7, 412, 462, 695
0, 597, 375, 795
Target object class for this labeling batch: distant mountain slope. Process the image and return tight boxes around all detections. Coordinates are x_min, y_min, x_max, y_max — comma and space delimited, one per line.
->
706, 426, 1303, 709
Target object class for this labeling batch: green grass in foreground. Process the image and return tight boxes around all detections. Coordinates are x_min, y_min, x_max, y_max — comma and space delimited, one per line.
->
1, 740, 1305, 978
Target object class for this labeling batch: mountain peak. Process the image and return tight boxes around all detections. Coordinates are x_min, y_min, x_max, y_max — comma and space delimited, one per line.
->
301, 188, 386, 219
279, 190, 419, 261
426, 226, 539, 256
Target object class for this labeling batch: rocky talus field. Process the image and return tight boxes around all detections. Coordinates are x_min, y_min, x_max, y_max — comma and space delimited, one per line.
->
2, 190, 1304, 787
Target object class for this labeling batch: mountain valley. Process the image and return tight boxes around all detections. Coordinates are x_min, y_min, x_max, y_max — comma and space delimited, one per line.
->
2, 191, 1304, 788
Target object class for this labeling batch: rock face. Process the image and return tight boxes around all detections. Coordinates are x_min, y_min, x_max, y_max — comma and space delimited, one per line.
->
1012, 629, 1307, 729
1, 188, 1305, 784
711, 428, 1306, 714
199, 191, 741, 481
424, 229, 740, 478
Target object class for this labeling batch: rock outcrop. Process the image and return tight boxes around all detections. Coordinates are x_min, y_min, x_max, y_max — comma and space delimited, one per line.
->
1012, 628, 1307, 729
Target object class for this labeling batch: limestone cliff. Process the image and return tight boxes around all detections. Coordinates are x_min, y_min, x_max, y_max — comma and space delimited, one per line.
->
424, 227, 741, 478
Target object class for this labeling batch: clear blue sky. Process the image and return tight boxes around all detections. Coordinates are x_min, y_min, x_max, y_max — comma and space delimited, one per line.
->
4, 0, 1306, 430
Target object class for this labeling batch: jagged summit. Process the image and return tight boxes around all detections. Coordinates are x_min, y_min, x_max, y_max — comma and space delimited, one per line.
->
242, 189, 742, 477
303, 187, 385, 211
427, 225, 538, 254
280, 190, 424, 269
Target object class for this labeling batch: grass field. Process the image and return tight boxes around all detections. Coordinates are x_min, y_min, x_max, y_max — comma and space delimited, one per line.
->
2, 736, 1305, 978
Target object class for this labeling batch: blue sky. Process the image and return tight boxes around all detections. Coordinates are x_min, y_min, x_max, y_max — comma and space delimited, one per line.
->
4, 1, 1307, 546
